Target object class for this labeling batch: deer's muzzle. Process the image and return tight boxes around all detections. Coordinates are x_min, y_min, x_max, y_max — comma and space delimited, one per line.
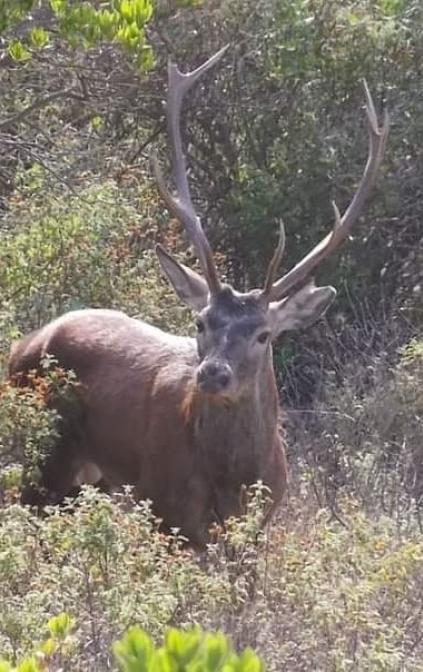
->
197, 359, 233, 394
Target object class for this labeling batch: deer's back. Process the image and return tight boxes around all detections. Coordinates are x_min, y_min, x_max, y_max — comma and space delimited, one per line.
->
9, 309, 199, 484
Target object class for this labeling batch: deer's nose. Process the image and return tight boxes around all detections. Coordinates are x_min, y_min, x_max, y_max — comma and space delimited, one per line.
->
197, 360, 233, 394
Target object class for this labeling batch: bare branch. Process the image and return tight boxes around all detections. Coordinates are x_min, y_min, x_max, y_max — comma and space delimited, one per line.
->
0, 88, 76, 131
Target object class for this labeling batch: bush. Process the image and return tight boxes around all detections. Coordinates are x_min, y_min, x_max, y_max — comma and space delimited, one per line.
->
0, 620, 264, 672
0, 355, 83, 502
114, 626, 264, 672
1, 0, 155, 68
0, 488, 231, 667
0, 176, 192, 357
0, 487, 422, 671
290, 337, 423, 520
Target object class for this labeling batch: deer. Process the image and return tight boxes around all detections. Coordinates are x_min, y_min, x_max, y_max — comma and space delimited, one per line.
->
8, 47, 388, 548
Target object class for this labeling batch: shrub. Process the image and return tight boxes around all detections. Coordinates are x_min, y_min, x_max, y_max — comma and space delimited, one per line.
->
0, 177, 192, 356
290, 337, 423, 520
0, 487, 422, 671
0, 621, 264, 672
0, 488, 232, 667
1, 0, 155, 69
113, 626, 264, 672
0, 356, 81, 500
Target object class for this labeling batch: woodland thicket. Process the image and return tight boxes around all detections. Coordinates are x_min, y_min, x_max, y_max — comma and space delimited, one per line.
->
0, 1, 422, 670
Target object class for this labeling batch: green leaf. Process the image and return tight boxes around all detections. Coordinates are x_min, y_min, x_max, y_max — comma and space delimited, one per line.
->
40, 637, 58, 656
113, 626, 155, 672
17, 659, 42, 672
48, 612, 76, 639
236, 648, 265, 672
165, 627, 202, 665
0, 662, 13, 672
49, 0, 66, 13
203, 632, 231, 670
118, 0, 152, 24
8, 40, 31, 61
30, 27, 50, 48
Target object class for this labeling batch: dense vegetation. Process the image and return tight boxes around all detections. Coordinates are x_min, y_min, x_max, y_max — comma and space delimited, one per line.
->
0, 0, 422, 670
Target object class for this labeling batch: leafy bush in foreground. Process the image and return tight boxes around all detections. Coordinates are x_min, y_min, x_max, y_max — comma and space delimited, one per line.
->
0, 487, 422, 671
114, 626, 264, 672
0, 620, 264, 672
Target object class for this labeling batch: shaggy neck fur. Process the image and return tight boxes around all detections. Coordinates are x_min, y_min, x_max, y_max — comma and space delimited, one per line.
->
182, 348, 280, 521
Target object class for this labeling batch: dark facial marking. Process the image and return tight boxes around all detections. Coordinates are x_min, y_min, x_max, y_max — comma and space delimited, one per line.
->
195, 287, 271, 392
205, 286, 266, 334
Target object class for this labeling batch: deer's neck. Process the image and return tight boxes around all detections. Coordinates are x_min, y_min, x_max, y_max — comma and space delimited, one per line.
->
185, 350, 280, 488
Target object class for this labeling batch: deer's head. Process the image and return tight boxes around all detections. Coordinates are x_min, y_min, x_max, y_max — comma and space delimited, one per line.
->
153, 47, 388, 400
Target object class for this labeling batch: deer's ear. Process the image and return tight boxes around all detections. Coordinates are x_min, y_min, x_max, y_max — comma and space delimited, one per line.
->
269, 283, 336, 337
156, 244, 209, 311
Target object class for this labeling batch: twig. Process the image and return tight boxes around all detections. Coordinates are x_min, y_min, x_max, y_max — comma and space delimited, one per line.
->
0, 88, 75, 131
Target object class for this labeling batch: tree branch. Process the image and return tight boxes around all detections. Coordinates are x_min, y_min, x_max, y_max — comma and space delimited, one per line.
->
0, 88, 75, 131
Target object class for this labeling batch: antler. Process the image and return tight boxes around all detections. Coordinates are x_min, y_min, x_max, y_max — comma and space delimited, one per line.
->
261, 221, 286, 299
265, 81, 389, 302
153, 46, 229, 295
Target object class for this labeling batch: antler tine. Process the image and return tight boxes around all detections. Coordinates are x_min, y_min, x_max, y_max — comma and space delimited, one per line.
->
153, 45, 229, 295
268, 81, 389, 302
261, 221, 286, 301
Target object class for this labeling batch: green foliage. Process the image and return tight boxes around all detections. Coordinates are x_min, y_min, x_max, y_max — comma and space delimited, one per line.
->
51, 0, 154, 70
0, 387, 56, 495
401, 338, 423, 365
1, 1, 422, 670
0, 610, 76, 671
7, 40, 31, 62
0, 176, 191, 349
0, 0, 36, 34
0, 488, 422, 669
0, 621, 264, 671
268, 499, 423, 671
199, 0, 422, 323
29, 27, 49, 49
0, 357, 78, 494
3, 0, 155, 69
114, 626, 264, 671
0, 488, 232, 666
2, 0, 203, 69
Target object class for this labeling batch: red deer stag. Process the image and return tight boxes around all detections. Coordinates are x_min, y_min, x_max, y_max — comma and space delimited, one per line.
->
9, 47, 388, 547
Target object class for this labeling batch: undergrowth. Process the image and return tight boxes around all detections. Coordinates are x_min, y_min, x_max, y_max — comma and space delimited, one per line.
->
0, 328, 422, 671
0, 486, 422, 671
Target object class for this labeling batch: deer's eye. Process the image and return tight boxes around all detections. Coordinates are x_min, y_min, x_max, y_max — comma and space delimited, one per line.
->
196, 319, 205, 334
257, 331, 270, 344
